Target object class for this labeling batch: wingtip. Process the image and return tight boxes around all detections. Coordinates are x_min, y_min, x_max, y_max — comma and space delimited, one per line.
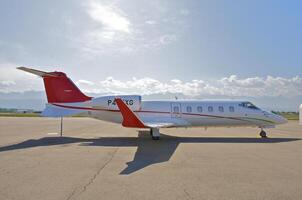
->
17, 66, 25, 70
115, 98, 146, 128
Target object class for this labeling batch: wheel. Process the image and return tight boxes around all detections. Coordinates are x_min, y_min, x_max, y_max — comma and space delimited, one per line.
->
152, 136, 160, 140
260, 130, 267, 138
150, 128, 160, 140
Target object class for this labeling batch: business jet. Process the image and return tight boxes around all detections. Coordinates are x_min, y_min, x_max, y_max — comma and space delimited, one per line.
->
18, 67, 287, 140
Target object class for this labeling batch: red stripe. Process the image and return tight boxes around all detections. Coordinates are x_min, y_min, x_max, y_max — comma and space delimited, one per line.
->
51, 103, 248, 122
52, 103, 118, 112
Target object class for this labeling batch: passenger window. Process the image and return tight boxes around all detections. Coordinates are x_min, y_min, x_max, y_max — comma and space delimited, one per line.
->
186, 106, 192, 113
197, 106, 203, 113
173, 106, 179, 113
208, 106, 213, 112
229, 106, 235, 112
219, 106, 224, 112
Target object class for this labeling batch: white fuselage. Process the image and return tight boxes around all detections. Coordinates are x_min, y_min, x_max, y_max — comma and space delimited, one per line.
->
86, 99, 287, 128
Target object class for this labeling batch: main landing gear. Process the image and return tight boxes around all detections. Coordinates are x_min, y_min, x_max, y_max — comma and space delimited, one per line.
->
259, 128, 267, 138
150, 128, 160, 140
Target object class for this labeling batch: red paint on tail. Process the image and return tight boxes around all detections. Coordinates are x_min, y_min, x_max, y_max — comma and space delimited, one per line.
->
42, 71, 91, 103
17, 67, 92, 103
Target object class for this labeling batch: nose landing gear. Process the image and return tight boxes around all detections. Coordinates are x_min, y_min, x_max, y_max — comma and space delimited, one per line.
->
259, 129, 267, 138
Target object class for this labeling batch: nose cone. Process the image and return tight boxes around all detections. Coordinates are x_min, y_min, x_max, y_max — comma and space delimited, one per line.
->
274, 114, 288, 124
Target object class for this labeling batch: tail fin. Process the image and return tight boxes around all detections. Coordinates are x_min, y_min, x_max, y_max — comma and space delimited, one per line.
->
18, 67, 92, 103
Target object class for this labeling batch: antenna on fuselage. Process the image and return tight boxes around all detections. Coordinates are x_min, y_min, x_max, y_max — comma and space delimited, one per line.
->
299, 104, 302, 125
60, 117, 63, 137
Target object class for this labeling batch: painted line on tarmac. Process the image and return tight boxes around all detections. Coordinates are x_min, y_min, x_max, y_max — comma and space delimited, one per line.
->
46, 132, 59, 135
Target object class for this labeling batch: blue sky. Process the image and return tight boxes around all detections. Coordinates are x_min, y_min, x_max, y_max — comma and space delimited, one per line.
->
0, 0, 301, 110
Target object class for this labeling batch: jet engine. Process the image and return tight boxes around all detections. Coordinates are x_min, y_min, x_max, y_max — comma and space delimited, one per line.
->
91, 95, 142, 111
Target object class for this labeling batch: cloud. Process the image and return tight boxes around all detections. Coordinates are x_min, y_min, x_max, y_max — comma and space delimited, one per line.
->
0, 80, 16, 86
87, 0, 131, 34
180, 9, 190, 16
76, 79, 94, 86
0, 63, 43, 93
218, 75, 302, 97
79, 0, 136, 56
145, 20, 157, 25
76, 0, 184, 56
159, 34, 177, 45
71, 76, 302, 97
1, 65, 301, 98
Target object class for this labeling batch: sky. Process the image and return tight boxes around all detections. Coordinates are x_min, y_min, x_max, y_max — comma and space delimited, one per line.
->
0, 0, 301, 111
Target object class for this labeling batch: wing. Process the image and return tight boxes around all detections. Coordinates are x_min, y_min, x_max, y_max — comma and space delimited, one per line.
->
144, 122, 175, 128
115, 98, 189, 128
144, 120, 189, 128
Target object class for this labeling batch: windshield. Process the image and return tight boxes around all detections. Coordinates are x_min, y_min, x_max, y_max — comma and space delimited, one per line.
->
239, 102, 259, 110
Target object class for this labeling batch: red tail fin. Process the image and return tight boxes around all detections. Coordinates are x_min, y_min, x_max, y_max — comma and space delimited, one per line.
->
18, 67, 92, 103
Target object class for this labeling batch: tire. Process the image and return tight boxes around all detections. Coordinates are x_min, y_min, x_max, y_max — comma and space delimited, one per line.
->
260, 131, 267, 138
152, 136, 160, 140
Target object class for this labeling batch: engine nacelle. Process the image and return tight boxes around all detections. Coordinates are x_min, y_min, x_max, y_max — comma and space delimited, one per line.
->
91, 95, 142, 111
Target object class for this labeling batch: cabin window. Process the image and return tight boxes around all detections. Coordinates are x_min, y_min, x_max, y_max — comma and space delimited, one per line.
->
239, 102, 259, 110
208, 106, 213, 112
229, 106, 235, 112
186, 106, 192, 113
197, 106, 203, 113
173, 106, 179, 113
218, 106, 224, 112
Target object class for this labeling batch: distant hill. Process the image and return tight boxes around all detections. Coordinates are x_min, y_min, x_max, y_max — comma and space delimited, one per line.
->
0, 91, 301, 112
0, 91, 47, 111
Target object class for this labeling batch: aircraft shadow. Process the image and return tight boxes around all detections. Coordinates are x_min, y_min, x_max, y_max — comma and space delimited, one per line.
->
0, 131, 300, 175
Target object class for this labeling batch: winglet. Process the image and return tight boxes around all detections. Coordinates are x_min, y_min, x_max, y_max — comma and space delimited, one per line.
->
115, 98, 146, 128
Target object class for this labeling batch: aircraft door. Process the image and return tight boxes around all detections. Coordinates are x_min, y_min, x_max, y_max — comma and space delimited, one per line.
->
171, 103, 182, 118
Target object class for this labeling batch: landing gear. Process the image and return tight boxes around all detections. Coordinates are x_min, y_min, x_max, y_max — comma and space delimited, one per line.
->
259, 129, 267, 138
150, 128, 160, 140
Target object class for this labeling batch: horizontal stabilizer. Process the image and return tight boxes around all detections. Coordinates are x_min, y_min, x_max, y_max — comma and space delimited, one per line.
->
17, 67, 57, 77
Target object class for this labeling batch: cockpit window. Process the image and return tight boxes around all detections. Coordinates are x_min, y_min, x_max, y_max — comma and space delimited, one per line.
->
239, 102, 259, 110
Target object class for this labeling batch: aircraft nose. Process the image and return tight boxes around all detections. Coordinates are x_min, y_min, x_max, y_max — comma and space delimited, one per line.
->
274, 114, 288, 124
263, 111, 288, 125
280, 116, 288, 124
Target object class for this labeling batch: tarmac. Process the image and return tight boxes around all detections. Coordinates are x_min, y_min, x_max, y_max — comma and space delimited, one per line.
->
0, 117, 301, 200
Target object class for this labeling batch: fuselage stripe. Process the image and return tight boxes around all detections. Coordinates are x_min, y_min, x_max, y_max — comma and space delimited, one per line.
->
51, 103, 274, 124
